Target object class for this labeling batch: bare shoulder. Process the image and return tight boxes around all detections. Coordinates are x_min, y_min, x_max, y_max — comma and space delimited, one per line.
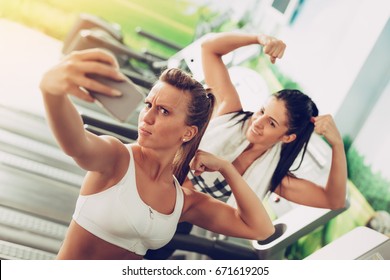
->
79, 140, 131, 195
98, 134, 127, 148
181, 187, 201, 211
281, 174, 314, 188
182, 186, 207, 200
276, 174, 302, 192
99, 134, 131, 160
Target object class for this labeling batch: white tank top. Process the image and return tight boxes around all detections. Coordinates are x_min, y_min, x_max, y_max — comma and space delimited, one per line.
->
72, 146, 184, 255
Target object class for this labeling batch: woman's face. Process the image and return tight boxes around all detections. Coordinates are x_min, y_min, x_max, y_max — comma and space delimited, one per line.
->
137, 81, 195, 149
246, 96, 294, 147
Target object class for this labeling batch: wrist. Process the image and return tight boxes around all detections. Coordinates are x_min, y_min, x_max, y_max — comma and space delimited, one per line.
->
41, 89, 67, 101
332, 141, 345, 152
219, 160, 236, 176
257, 34, 269, 46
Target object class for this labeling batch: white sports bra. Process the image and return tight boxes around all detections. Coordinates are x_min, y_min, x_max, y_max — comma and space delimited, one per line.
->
72, 146, 184, 256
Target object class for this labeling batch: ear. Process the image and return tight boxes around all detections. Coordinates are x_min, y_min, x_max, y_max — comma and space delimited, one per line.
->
182, 125, 198, 142
281, 133, 296, 144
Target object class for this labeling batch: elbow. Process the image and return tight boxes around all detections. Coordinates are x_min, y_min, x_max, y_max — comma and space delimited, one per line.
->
254, 224, 275, 241
329, 199, 347, 210
264, 225, 276, 240
328, 191, 348, 210
200, 33, 219, 53
200, 33, 216, 46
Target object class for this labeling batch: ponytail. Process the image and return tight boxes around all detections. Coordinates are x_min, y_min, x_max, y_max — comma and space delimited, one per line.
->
159, 68, 215, 184
174, 92, 215, 184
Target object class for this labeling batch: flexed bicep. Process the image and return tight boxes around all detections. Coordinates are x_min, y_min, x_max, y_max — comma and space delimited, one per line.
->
181, 189, 263, 240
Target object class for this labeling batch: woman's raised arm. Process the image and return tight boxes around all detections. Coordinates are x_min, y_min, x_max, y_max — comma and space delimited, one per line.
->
182, 150, 275, 240
201, 32, 286, 117
40, 48, 126, 171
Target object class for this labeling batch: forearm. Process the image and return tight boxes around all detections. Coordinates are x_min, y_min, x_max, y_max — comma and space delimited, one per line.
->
325, 143, 348, 209
219, 162, 274, 239
202, 32, 259, 56
42, 92, 89, 157
200, 33, 261, 115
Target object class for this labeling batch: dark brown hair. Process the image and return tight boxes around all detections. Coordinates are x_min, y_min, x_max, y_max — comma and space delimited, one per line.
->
233, 89, 318, 192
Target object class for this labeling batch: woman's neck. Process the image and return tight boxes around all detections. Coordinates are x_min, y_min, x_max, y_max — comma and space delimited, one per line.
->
233, 143, 272, 175
244, 142, 270, 159
134, 144, 176, 183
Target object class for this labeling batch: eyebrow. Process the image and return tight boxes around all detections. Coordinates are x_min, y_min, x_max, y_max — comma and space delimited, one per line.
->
145, 97, 174, 112
158, 103, 174, 112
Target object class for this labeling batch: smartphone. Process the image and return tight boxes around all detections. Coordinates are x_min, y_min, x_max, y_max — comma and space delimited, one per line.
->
87, 74, 145, 122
